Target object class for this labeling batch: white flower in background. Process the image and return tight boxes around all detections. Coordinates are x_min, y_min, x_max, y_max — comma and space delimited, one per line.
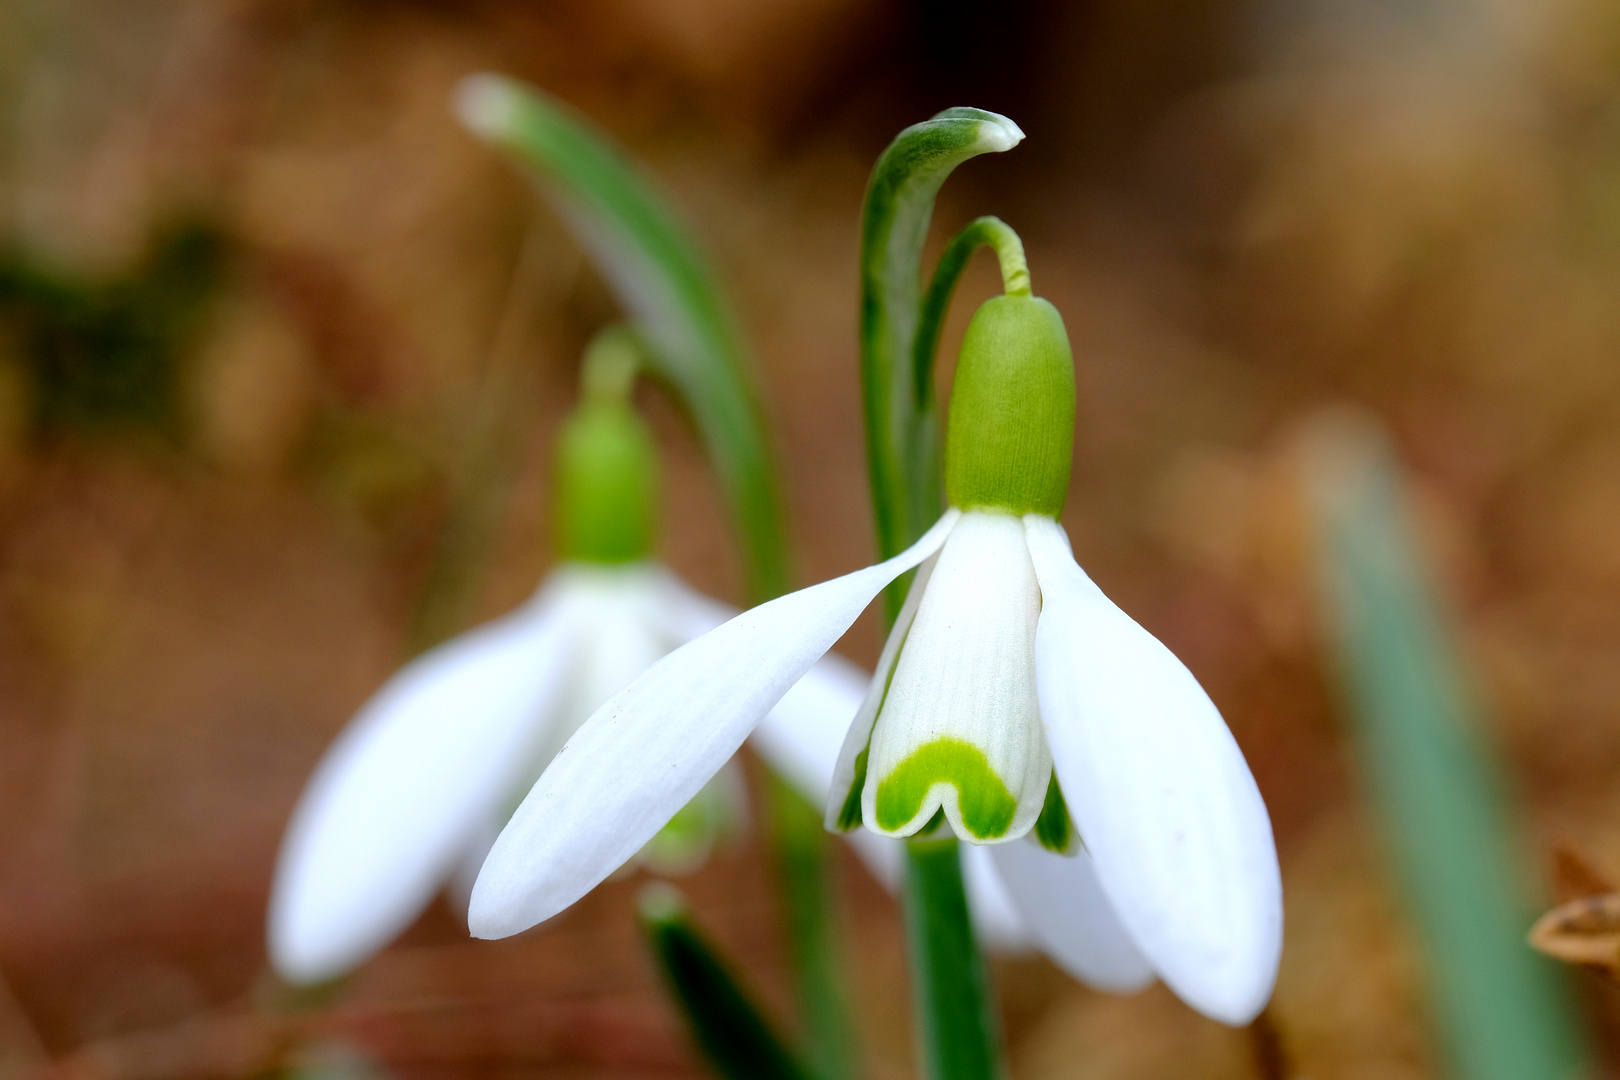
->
270, 337, 840, 985
271, 559, 788, 984
469, 294, 1283, 1024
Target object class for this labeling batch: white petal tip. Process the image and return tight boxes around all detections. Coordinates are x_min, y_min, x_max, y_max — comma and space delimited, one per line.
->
465, 888, 520, 940
454, 73, 519, 138
466, 872, 567, 940
977, 113, 1026, 152
1174, 977, 1276, 1028
1159, 928, 1282, 1026
267, 927, 353, 987
465, 911, 512, 941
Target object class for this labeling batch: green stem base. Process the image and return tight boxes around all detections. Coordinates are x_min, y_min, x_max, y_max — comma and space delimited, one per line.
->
902, 836, 1001, 1080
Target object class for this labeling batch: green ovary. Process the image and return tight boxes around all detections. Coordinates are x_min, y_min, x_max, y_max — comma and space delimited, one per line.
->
873, 736, 1019, 839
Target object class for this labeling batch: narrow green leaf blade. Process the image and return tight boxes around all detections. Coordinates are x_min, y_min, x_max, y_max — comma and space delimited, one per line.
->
1303, 411, 1590, 1080
640, 886, 816, 1080
458, 74, 787, 601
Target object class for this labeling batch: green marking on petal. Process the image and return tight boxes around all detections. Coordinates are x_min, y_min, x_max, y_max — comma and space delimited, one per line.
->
832, 596, 918, 832
873, 736, 1018, 839
836, 746, 869, 831
1033, 770, 1076, 855
916, 808, 948, 837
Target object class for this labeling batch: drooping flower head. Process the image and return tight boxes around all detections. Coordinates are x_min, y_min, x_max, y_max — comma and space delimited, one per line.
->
471, 272, 1282, 1026
268, 329, 845, 984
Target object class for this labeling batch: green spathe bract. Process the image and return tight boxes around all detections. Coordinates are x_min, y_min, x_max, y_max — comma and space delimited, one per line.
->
944, 295, 1075, 517
874, 736, 1019, 839
554, 400, 656, 564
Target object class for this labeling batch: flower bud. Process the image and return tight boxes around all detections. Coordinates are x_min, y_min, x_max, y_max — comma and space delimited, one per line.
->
944, 294, 1075, 517
554, 398, 657, 564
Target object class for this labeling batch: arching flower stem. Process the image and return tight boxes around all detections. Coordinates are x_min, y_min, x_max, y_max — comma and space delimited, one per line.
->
914, 216, 1030, 415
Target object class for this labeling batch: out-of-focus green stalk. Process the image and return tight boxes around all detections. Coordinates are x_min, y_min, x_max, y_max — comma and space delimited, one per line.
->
764, 773, 860, 1080
456, 75, 859, 1079
859, 109, 1022, 1080
902, 837, 1001, 1080
640, 885, 816, 1080
1302, 410, 1591, 1080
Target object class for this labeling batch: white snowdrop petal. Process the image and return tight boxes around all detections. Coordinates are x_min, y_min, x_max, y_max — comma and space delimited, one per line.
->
825, 549, 941, 830
649, 568, 738, 644
844, 828, 905, 892
988, 840, 1155, 992
467, 510, 962, 938
1024, 515, 1283, 1025
751, 650, 871, 805
268, 584, 578, 983
961, 842, 1035, 952
863, 511, 1051, 842
539, 570, 674, 764
750, 649, 916, 919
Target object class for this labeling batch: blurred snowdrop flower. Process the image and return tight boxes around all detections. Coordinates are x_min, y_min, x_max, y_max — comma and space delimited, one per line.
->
268, 330, 839, 985
470, 296, 1282, 1025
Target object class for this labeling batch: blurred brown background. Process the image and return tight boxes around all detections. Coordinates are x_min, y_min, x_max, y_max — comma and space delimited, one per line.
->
4, 0, 1620, 1077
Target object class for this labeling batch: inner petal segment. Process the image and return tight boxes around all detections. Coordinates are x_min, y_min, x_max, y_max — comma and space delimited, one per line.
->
862, 510, 1051, 842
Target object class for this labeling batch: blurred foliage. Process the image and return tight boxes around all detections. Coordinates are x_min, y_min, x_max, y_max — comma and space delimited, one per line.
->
1304, 411, 1590, 1080
641, 887, 815, 1080
0, 219, 227, 445
297, 408, 441, 532
6, 0, 1620, 1078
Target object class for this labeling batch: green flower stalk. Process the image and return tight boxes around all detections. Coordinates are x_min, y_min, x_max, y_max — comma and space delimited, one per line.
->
456, 75, 787, 603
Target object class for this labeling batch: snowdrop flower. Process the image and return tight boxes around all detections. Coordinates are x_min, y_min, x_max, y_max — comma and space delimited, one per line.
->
269, 336, 846, 985
470, 292, 1283, 1025
751, 660, 1038, 955
756, 663, 1145, 974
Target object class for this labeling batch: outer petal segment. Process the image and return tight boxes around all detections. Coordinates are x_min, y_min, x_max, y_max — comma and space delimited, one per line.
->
1024, 514, 1283, 1025
269, 584, 577, 984
751, 650, 871, 806
468, 511, 962, 938
987, 840, 1154, 992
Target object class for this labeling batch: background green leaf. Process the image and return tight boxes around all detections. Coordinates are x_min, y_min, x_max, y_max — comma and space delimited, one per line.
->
1303, 410, 1591, 1080
458, 74, 787, 601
